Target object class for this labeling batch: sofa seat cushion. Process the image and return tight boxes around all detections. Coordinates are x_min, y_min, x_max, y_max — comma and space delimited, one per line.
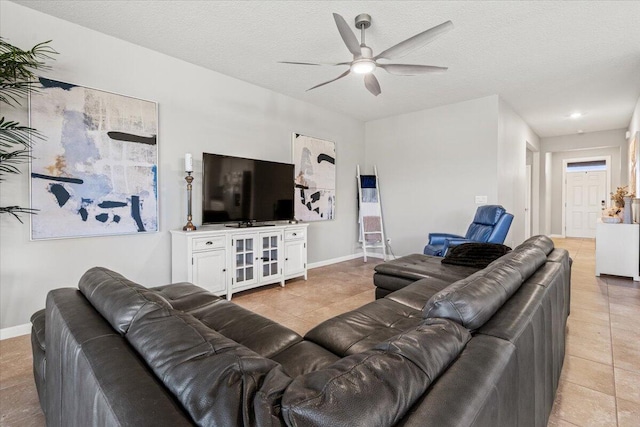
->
385, 277, 452, 311
270, 341, 340, 377
374, 254, 480, 295
187, 299, 302, 358
126, 304, 282, 427
151, 282, 222, 312
79, 267, 171, 334
282, 319, 471, 427
305, 299, 423, 356
424, 246, 548, 330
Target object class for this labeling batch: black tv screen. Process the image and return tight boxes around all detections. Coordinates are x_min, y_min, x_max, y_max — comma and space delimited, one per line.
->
202, 153, 294, 224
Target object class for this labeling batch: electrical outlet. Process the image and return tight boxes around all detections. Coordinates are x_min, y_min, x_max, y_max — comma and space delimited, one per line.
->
475, 195, 488, 204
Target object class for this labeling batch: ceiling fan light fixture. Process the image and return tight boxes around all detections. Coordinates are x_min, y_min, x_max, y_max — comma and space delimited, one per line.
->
351, 59, 376, 74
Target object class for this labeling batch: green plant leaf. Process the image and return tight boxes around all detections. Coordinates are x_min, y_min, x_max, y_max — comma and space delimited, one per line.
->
0, 38, 56, 221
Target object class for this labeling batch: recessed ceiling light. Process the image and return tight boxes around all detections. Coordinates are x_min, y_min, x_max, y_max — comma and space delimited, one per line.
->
577, 129, 584, 134
570, 112, 582, 119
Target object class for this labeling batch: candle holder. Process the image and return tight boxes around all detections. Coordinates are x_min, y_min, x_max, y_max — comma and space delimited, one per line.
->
183, 172, 196, 231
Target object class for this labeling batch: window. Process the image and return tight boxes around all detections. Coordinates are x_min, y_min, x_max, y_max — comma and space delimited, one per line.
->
566, 160, 607, 172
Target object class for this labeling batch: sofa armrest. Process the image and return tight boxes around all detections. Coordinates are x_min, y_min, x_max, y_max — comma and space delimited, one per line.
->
428, 233, 465, 245
31, 309, 46, 351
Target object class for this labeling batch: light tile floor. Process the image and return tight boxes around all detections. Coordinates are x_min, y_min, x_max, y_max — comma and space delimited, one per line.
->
1, 238, 639, 426
547, 238, 640, 427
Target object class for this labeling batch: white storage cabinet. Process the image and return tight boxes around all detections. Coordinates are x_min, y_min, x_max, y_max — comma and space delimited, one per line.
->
171, 223, 308, 299
595, 219, 640, 281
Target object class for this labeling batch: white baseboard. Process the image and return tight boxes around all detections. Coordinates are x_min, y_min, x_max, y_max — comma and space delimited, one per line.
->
549, 234, 566, 238
308, 251, 387, 269
0, 323, 31, 340
308, 253, 363, 269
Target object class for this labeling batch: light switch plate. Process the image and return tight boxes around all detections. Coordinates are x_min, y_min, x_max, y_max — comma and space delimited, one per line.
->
475, 195, 488, 204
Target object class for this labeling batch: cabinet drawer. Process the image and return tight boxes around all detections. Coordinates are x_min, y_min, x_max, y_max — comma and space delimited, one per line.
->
192, 236, 225, 251
285, 228, 305, 241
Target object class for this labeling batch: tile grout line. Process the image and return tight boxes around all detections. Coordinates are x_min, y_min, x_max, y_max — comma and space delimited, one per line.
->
598, 240, 620, 427
561, 238, 620, 427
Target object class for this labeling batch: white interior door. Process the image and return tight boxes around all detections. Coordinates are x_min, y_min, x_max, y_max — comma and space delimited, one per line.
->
565, 170, 607, 238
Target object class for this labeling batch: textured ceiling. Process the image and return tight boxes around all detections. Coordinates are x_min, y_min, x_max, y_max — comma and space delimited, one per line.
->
10, 1, 640, 137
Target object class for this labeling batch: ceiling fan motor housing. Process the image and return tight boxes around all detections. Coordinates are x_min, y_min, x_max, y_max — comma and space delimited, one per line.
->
355, 14, 372, 30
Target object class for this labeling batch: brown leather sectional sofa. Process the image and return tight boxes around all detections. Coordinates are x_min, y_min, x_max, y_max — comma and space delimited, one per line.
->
30, 235, 570, 426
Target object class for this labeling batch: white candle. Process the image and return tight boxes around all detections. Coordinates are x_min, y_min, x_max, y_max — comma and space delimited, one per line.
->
185, 153, 193, 172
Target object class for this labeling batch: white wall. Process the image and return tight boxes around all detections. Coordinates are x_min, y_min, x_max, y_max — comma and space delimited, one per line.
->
364, 96, 500, 256
497, 99, 540, 246
629, 95, 640, 138
540, 129, 628, 235
0, 2, 365, 329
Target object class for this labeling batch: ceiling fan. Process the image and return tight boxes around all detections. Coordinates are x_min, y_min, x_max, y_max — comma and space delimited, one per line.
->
281, 13, 453, 96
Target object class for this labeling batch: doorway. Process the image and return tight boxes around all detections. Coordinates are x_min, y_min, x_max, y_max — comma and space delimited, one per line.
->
525, 164, 532, 238
562, 157, 610, 238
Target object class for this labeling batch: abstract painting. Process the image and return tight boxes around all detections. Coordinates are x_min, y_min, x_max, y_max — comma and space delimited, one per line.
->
29, 78, 158, 239
292, 133, 335, 221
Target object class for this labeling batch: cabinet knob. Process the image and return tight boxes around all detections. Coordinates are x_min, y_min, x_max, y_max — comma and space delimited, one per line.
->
222, 269, 226, 272
206, 241, 213, 245
292, 233, 297, 236
285, 258, 289, 261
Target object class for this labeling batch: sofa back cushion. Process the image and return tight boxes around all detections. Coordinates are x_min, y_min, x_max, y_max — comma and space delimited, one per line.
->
79, 267, 171, 334
281, 318, 470, 427
518, 235, 555, 255
424, 246, 548, 330
126, 304, 282, 427
489, 245, 549, 280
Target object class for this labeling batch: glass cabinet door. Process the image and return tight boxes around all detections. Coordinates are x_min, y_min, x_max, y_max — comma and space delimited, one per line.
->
233, 235, 256, 287
260, 232, 282, 281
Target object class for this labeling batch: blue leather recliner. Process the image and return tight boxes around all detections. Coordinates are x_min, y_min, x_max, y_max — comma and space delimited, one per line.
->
423, 205, 514, 257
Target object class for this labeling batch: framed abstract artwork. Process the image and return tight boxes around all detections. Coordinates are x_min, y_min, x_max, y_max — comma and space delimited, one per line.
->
29, 78, 158, 240
292, 133, 335, 221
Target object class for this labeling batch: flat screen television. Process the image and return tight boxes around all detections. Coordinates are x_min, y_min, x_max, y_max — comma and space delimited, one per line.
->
202, 153, 294, 224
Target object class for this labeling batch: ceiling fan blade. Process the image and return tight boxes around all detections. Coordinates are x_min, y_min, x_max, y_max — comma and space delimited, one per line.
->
279, 61, 324, 66
306, 69, 351, 91
279, 61, 349, 66
378, 63, 448, 75
333, 13, 361, 56
364, 73, 381, 96
375, 20, 454, 60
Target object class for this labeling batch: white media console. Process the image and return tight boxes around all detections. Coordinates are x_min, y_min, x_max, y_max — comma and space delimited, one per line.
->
170, 223, 308, 300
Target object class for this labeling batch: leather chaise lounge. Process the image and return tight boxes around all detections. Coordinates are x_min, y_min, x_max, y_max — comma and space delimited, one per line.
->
30, 235, 570, 427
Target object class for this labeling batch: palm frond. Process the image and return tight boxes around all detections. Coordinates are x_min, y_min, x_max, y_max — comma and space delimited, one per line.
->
0, 148, 31, 179
0, 38, 55, 222
0, 206, 38, 223
0, 38, 57, 107
0, 117, 43, 148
